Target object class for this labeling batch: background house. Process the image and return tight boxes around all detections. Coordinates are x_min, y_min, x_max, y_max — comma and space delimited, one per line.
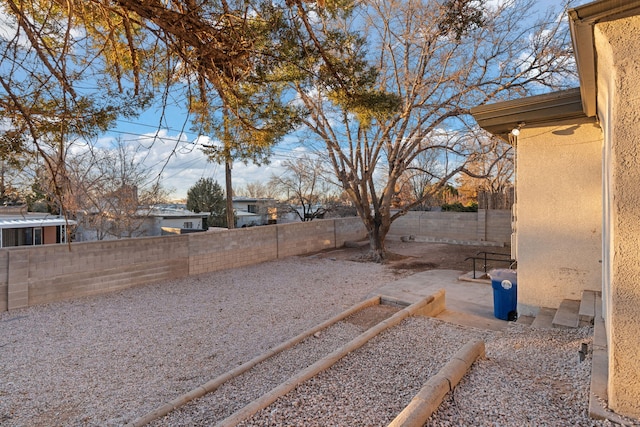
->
0, 207, 74, 248
232, 197, 277, 227
471, 0, 640, 419
143, 206, 209, 235
75, 205, 207, 241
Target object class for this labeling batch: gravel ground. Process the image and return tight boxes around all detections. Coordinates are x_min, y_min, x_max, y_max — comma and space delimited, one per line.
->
237, 320, 613, 427
240, 317, 489, 427
151, 305, 401, 426
0, 256, 402, 426
427, 325, 601, 426
0, 246, 634, 426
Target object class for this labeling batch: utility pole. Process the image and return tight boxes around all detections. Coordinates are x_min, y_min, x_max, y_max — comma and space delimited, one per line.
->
223, 109, 235, 229
202, 109, 236, 229
0, 160, 5, 203
224, 156, 234, 229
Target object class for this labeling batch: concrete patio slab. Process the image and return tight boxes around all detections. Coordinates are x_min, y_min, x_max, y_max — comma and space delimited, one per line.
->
370, 269, 512, 331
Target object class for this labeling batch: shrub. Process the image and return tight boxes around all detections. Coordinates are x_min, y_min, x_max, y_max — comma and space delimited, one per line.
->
441, 202, 478, 212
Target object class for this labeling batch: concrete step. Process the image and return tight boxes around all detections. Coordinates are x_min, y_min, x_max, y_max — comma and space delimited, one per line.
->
516, 315, 534, 326
552, 299, 581, 329
579, 290, 598, 326
458, 271, 491, 283
530, 307, 556, 329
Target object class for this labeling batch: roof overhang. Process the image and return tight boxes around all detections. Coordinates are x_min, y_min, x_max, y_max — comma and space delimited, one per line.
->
235, 211, 261, 217
472, 1, 640, 141
0, 218, 76, 229
569, 0, 640, 117
470, 88, 586, 142
154, 214, 209, 219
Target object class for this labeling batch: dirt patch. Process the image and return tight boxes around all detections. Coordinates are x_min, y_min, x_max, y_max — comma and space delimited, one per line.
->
388, 260, 439, 272
344, 304, 401, 330
310, 240, 513, 274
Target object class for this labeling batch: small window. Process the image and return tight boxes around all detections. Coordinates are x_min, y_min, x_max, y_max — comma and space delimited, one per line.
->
183, 222, 193, 229
247, 204, 258, 213
34, 228, 42, 245
24, 228, 33, 245
2, 229, 18, 247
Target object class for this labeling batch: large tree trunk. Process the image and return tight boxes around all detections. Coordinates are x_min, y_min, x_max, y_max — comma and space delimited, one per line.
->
365, 213, 391, 262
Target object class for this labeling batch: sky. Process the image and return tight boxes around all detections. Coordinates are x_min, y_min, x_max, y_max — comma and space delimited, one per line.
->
105, 115, 310, 201
96, 0, 585, 201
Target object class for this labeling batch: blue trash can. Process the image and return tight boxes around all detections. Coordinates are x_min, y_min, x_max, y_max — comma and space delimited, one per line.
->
489, 269, 518, 321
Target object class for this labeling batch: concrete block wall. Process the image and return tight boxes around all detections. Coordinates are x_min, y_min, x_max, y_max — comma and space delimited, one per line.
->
334, 217, 367, 247
0, 218, 367, 311
389, 210, 511, 244
388, 213, 421, 238
24, 236, 190, 307
485, 210, 512, 243
276, 220, 336, 258
0, 250, 7, 311
7, 250, 28, 310
188, 226, 278, 275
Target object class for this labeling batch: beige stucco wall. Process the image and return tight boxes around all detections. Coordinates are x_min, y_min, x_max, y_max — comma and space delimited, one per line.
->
515, 117, 602, 316
596, 15, 640, 419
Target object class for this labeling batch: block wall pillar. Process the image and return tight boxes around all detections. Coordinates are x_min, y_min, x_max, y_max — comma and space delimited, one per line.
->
7, 250, 29, 310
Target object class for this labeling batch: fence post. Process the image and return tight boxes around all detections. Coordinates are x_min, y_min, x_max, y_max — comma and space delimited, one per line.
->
476, 209, 487, 242
7, 249, 29, 310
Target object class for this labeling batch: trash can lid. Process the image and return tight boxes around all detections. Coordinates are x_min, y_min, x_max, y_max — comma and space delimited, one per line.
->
488, 269, 517, 282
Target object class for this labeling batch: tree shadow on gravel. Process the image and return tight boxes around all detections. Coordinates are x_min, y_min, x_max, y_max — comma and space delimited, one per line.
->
310, 240, 511, 274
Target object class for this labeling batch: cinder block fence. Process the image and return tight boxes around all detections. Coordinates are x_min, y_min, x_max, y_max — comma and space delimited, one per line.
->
0, 211, 511, 312
1, 218, 366, 312
388, 210, 511, 244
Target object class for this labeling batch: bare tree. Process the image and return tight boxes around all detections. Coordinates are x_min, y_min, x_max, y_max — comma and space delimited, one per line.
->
457, 136, 514, 208
396, 134, 461, 210
292, 0, 575, 260
237, 181, 276, 199
269, 154, 337, 221
65, 140, 169, 240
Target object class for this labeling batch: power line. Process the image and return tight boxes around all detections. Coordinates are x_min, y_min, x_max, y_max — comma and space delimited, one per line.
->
113, 118, 196, 136
104, 126, 309, 161
86, 122, 316, 192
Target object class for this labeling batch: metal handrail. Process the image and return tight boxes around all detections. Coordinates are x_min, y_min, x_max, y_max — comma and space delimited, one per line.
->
465, 251, 516, 279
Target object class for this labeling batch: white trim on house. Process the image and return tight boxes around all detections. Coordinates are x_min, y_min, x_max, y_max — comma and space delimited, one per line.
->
0, 218, 74, 229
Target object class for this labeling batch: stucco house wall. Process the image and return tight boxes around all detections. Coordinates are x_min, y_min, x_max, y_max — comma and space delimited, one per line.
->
470, 1, 640, 419
471, 2, 640, 419
515, 117, 603, 315
595, 15, 640, 418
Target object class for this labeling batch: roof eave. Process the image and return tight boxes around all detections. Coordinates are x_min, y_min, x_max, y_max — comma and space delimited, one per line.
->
470, 88, 586, 142
0, 219, 76, 229
472, 1, 640, 141
569, 0, 640, 117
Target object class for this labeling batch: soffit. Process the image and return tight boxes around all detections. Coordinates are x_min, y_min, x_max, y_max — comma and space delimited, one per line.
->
470, 88, 586, 141
472, 1, 640, 141
569, 0, 640, 117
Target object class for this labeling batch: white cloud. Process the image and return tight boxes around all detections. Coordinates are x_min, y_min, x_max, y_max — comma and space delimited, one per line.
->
107, 129, 293, 200
0, 6, 20, 43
